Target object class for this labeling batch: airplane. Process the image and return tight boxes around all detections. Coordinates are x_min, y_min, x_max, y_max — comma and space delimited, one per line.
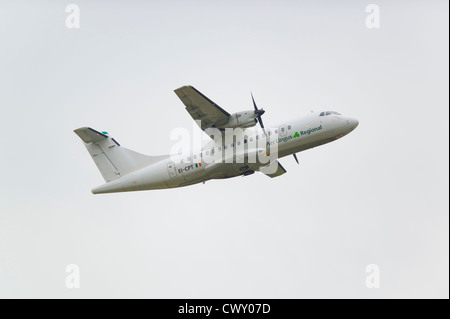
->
74, 85, 359, 194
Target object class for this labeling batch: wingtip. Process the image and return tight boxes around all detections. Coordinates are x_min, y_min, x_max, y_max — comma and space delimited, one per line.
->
74, 126, 88, 133
174, 85, 193, 92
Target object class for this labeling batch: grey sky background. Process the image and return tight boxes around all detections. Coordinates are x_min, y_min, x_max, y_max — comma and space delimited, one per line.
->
0, 0, 448, 298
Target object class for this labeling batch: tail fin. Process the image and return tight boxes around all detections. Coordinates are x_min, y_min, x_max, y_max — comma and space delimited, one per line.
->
74, 127, 167, 182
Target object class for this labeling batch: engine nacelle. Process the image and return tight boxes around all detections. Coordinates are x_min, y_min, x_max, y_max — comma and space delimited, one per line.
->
217, 111, 257, 129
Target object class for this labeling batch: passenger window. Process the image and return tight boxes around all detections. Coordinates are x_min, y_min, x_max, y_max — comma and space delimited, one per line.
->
288, 125, 291, 130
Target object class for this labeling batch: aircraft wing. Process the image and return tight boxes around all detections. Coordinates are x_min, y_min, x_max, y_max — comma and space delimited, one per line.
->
174, 85, 231, 131
259, 160, 287, 178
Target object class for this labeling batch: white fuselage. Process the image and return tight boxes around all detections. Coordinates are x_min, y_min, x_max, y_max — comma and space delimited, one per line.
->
92, 113, 359, 194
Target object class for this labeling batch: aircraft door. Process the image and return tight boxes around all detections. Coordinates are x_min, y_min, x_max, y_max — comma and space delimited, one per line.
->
167, 162, 177, 178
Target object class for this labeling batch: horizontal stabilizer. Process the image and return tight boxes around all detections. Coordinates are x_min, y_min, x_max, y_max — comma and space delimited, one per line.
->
74, 127, 109, 144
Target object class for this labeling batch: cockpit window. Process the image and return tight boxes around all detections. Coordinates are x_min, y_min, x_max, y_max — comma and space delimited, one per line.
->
320, 111, 341, 116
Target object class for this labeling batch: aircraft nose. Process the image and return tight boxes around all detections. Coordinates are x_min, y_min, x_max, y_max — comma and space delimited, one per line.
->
346, 118, 359, 130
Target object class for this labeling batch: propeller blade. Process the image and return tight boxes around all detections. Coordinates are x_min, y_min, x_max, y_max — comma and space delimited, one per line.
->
293, 153, 299, 165
251, 92, 258, 111
257, 114, 265, 129
251, 92, 268, 136
257, 115, 267, 137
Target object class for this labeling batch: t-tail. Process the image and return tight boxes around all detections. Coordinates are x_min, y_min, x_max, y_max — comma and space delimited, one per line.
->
74, 127, 167, 194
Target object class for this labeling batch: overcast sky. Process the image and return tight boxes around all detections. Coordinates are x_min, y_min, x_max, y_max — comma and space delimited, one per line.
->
0, 0, 448, 298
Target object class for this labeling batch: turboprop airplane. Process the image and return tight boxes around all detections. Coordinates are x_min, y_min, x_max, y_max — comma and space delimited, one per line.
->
74, 85, 359, 194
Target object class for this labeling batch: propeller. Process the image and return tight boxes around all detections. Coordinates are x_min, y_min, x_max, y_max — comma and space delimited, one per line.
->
251, 93, 267, 137
293, 153, 299, 165
250, 92, 299, 165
